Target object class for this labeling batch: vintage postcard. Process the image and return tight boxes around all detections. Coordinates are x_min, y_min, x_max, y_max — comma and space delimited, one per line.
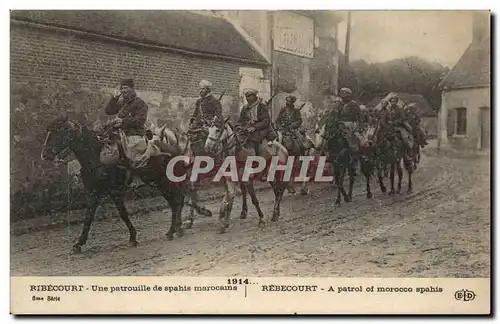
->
9, 8, 491, 315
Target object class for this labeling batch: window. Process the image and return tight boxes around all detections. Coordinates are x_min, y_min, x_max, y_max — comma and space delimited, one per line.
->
455, 107, 467, 135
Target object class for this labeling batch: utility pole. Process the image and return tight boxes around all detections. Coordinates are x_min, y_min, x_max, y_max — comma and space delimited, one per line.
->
269, 11, 275, 121
341, 11, 352, 91
345, 11, 351, 65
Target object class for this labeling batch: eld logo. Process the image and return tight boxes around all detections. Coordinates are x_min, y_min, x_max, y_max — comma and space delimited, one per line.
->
454, 289, 476, 302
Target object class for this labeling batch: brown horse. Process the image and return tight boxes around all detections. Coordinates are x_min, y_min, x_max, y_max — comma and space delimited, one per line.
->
315, 122, 358, 206
154, 125, 214, 229
41, 115, 187, 253
275, 126, 316, 196
358, 123, 381, 199
375, 124, 414, 195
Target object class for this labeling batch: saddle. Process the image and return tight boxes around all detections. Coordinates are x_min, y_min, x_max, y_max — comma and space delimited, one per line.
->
98, 127, 172, 170
393, 125, 414, 150
336, 121, 361, 153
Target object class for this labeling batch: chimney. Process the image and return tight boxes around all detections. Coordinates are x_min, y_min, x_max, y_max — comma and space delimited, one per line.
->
472, 11, 490, 45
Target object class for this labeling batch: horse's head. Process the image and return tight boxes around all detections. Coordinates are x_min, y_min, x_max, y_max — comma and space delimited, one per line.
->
276, 128, 283, 144
41, 115, 82, 162
204, 116, 231, 154
152, 124, 183, 155
314, 123, 326, 153
358, 125, 377, 153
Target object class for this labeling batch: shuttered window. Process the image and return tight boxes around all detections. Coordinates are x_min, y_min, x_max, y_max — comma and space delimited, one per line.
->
455, 107, 467, 135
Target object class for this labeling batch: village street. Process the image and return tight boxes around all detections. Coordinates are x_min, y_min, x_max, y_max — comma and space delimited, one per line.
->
10, 151, 490, 278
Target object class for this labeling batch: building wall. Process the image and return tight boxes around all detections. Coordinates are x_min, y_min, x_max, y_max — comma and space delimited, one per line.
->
10, 22, 267, 131
438, 86, 490, 149
229, 11, 340, 132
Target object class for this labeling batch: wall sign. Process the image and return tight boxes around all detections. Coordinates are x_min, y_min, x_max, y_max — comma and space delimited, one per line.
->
273, 11, 314, 59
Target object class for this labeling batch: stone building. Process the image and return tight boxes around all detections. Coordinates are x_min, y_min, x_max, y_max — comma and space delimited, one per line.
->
10, 10, 270, 131
217, 10, 344, 129
437, 11, 490, 151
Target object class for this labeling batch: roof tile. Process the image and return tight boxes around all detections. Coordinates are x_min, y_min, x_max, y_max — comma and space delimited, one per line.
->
439, 37, 490, 89
10, 10, 269, 65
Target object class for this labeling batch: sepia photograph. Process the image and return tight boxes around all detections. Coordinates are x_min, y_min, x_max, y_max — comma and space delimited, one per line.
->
8, 6, 491, 315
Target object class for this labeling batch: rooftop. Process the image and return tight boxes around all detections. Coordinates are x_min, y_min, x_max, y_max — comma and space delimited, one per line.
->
10, 10, 270, 66
439, 36, 490, 90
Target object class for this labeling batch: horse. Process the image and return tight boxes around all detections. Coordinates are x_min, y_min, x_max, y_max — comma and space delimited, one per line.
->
203, 118, 290, 234
375, 123, 414, 195
41, 115, 187, 253
357, 122, 385, 199
409, 124, 427, 170
153, 125, 213, 229
275, 126, 316, 196
314, 121, 359, 206
313, 123, 334, 185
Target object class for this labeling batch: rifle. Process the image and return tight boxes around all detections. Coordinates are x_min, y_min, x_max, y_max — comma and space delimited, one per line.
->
298, 103, 306, 110
264, 92, 279, 106
218, 89, 226, 101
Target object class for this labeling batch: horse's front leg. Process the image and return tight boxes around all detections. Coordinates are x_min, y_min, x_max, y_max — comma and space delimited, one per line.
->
297, 154, 310, 196
346, 161, 356, 202
389, 163, 396, 196
218, 179, 235, 234
377, 162, 387, 193
300, 179, 309, 196
73, 193, 102, 253
110, 192, 138, 247
365, 166, 373, 199
156, 181, 185, 241
404, 157, 413, 194
240, 182, 248, 219
271, 181, 286, 222
396, 160, 403, 194
183, 182, 212, 229
334, 165, 343, 206
413, 146, 419, 170
185, 182, 196, 229
246, 180, 265, 227
192, 181, 212, 217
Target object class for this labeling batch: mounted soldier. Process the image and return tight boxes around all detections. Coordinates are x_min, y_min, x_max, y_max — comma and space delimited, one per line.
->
385, 93, 414, 151
328, 87, 362, 154
100, 78, 151, 171
275, 95, 307, 154
339, 87, 362, 123
236, 88, 273, 156
190, 79, 223, 129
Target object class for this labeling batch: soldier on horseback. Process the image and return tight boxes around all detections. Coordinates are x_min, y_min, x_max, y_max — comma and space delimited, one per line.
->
275, 95, 307, 153
189, 79, 223, 129
101, 78, 151, 171
385, 93, 414, 152
236, 88, 273, 156
327, 87, 362, 153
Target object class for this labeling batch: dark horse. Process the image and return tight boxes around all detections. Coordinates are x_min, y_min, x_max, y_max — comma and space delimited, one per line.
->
315, 122, 358, 206
375, 123, 414, 195
41, 115, 186, 253
358, 123, 380, 199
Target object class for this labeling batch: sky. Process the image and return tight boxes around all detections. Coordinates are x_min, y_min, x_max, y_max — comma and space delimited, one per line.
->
336, 11, 478, 68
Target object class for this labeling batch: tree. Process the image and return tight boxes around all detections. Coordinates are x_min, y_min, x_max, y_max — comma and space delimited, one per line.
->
339, 56, 450, 111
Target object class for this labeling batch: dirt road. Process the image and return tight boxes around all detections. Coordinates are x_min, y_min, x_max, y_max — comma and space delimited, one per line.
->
10, 153, 490, 277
